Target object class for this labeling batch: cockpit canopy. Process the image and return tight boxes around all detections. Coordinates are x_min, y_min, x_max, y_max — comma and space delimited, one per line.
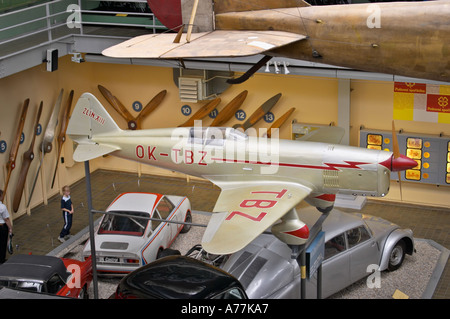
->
189, 127, 248, 147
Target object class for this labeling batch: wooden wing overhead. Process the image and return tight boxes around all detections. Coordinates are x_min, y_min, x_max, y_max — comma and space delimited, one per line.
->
102, 30, 306, 59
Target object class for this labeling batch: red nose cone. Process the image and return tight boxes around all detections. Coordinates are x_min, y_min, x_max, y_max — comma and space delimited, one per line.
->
391, 154, 417, 172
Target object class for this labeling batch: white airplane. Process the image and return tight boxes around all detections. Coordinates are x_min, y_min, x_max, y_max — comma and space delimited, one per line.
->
67, 93, 417, 255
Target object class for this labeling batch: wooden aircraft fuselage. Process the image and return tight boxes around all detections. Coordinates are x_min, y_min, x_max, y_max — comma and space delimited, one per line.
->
215, 1, 450, 82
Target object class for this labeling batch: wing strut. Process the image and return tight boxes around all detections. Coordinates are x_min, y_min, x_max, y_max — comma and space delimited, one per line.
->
227, 55, 272, 84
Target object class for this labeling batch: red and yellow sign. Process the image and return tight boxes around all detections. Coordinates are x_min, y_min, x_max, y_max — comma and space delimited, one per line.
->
394, 82, 426, 94
426, 94, 450, 113
393, 82, 450, 124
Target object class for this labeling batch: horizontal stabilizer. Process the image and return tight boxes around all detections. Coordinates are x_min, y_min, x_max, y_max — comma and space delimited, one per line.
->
73, 143, 120, 162
103, 30, 306, 59
201, 181, 312, 255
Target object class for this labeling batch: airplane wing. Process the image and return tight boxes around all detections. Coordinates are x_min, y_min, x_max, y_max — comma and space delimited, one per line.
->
102, 30, 306, 59
201, 181, 312, 255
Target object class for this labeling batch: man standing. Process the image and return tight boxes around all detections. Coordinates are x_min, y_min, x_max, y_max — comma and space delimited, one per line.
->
0, 190, 13, 264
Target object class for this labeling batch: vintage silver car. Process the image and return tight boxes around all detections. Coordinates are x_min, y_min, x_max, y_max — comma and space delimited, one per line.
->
220, 207, 414, 299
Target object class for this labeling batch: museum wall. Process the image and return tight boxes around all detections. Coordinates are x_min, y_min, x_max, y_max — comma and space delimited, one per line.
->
1, 55, 449, 221
0, 57, 94, 219
350, 80, 450, 207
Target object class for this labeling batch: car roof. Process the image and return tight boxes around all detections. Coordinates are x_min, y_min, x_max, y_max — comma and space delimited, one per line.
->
119, 256, 245, 299
107, 192, 163, 215
0, 255, 71, 283
299, 207, 366, 240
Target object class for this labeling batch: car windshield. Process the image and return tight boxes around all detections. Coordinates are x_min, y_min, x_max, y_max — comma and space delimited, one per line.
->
99, 211, 149, 236
4, 280, 43, 293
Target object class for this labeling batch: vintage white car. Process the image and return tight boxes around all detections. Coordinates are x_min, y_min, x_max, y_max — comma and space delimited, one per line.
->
82, 192, 191, 274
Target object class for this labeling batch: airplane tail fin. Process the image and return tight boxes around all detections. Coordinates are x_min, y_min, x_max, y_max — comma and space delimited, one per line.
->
67, 93, 121, 162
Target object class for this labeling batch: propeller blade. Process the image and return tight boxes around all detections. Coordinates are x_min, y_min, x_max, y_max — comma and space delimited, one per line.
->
178, 97, 221, 127
392, 120, 400, 159
1, 98, 29, 201
113, 95, 136, 125
13, 101, 43, 212
267, 107, 295, 138
135, 90, 167, 128
98, 85, 133, 123
41, 89, 64, 154
51, 90, 74, 189
234, 93, 282, 131
210, 90, 248, 127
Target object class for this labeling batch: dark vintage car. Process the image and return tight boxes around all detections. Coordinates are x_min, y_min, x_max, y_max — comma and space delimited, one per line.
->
0, 254, 92, 299
113, 255, 247, 299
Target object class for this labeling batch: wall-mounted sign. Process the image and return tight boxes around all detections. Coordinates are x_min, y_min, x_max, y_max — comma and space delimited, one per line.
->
264, 111, 275, 123
209, 108, 218, 119
181, 105, 192, 116
0, 140, 6, 153
393, 82, 450, 124
132, 101, 143, 112
235, 110, 246, 121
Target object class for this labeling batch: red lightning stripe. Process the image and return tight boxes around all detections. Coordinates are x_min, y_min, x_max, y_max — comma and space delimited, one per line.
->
210, 158, 370, 171
322, 161, 371, 170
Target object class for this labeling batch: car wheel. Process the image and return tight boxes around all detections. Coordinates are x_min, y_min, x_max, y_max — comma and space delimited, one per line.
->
180, 211, 192, 233
388, 240, 406, 271
157, 248, 181, 259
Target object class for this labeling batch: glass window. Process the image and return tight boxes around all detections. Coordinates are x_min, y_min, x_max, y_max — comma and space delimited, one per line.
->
16, 281, 42, 292
46, 275, 65, 294
213, 288, 246, 299
346, 226, 371, 249
324, 233, 346, 260
99, 211, 149, 236
156, 197, 175, 220
151, 210, 162, 231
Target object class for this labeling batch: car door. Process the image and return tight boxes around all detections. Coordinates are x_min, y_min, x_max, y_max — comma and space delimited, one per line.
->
320, 233, 351, 298
347, 226, 379, 283
156, 196, 176, 244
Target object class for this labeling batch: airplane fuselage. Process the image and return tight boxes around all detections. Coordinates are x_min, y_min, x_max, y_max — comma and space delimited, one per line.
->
94, 126, 393, 211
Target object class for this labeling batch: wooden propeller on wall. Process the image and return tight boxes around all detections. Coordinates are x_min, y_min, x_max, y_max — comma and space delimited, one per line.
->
51, 90, 74, 189
210, 90, 248, 127
0, 99, 29, 202
267, 107, 296, 138
178, 97, 221, 127
98, 85, 166, 130
13, 101, 43, 212
27, 89, 64, 207
233, 93, 282, 131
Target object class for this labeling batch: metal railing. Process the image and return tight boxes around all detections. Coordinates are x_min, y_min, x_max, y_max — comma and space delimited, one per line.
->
0, 0, 166, 59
